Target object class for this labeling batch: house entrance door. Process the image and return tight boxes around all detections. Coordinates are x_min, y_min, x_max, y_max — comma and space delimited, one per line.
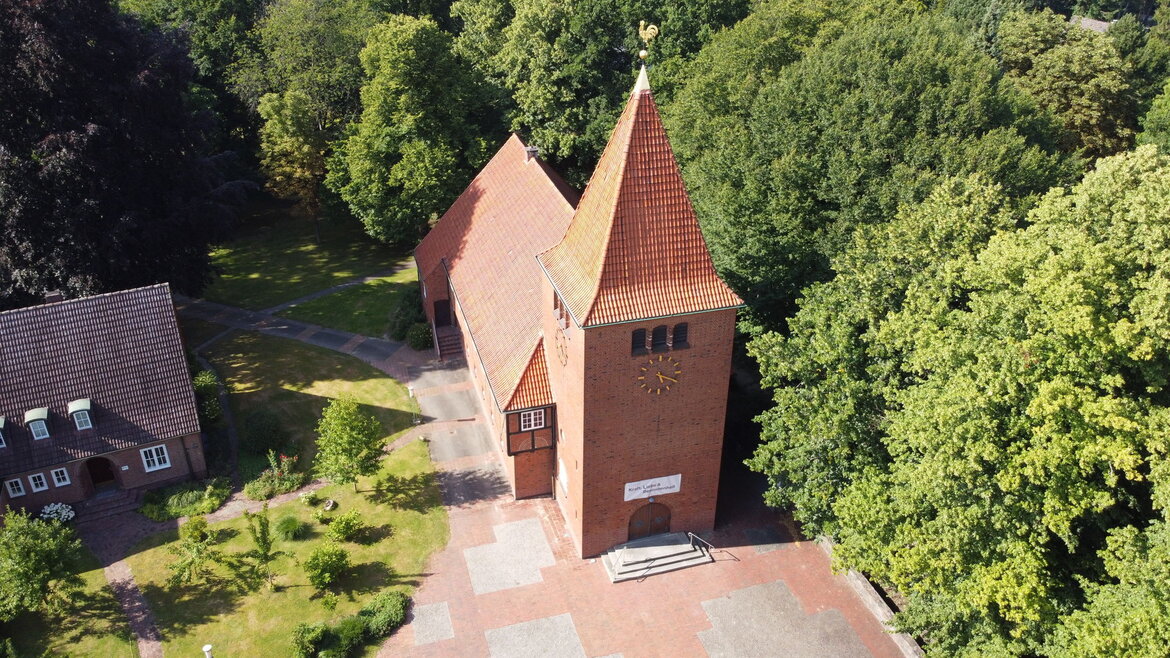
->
434, 300, 452, 327
86, 457, 118, 492
628, 502, 671, 541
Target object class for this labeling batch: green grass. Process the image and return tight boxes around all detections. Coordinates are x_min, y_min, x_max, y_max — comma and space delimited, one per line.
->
203, 198, 404, 310
6, 550, 136, 656
201, 331, 418, 481
126, 440, 448, 656
278, 265, 417, 338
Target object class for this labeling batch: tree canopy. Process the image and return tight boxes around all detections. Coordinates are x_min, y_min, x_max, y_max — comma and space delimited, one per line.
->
0, 0, 239, 309
0, 510, 83, 622
314, 396, 384, 491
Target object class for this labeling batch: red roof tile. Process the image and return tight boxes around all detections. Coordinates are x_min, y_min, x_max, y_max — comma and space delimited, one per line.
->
415, 135, 576, 411
0, 284, 200, 476
539, 68, 742, 327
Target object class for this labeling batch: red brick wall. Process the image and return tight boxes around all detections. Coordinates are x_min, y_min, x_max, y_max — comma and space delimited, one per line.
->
514, 448, 555, 498
542, 280, 588, 551
0, 433, 203, 514
573, 309, 737, 557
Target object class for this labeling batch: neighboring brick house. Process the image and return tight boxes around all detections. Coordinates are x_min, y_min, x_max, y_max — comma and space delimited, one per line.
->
0, 284, 207, 514
416, 66, 743, 557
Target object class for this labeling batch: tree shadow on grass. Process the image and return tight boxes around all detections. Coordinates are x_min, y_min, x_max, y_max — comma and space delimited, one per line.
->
335, 562, 427, 598
365, 472, 439, 512
139, 572, 250, 638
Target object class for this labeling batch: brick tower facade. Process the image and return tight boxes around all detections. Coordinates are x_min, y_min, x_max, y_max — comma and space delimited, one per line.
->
417, 66, 741, 558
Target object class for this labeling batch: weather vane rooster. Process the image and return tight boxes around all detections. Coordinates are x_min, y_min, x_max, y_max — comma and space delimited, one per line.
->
638, 21, 659, 61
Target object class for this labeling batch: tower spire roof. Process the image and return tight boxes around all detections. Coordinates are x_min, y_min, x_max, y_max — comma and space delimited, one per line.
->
538, 66, 742, 327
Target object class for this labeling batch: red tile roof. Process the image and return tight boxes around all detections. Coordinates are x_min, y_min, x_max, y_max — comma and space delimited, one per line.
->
415, 134, 576, 411
505, 338, 554, 411
539, 68, 742, 327
0, 284, 200, 477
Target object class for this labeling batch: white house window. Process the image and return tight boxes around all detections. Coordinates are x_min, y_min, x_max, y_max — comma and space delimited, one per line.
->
141, 445, 171, 472
28, 473, 48, 492
520, 409, 545, 431
68, 399, 93, 430
5, 479, 25, 497
29, 420, 49, 440
51, 468, 71, 487
25, 407, 50, 440
0, 416, 6, 447
72, 410, 92, 430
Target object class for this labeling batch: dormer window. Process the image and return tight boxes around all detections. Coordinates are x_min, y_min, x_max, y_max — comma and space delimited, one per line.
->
68, 399, 93, 430
24, 408, 49, 440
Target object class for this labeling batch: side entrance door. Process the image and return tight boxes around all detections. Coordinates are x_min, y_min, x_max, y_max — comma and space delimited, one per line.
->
628, 502, 671, 541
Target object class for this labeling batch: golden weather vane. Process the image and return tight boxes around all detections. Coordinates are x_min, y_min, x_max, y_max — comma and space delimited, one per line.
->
638, 21, 659, 61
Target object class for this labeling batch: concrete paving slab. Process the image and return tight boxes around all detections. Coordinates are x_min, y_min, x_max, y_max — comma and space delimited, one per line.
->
353, 339, 402, 363
699, 580, 871, 658
437, 465, 510, 507
465, 518, 556, 595
427, 421, 494, 462
419, 387, 479, 423
410, 359, 470, 390
306, 329, 351, 350
413, 602, 455, 646
485, 613, 586, 658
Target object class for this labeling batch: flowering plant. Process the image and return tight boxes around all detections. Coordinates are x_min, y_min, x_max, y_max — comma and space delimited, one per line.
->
40, 502, 75, 522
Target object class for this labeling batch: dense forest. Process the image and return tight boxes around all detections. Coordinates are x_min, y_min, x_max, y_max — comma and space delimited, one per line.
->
3, 0, 1170, 654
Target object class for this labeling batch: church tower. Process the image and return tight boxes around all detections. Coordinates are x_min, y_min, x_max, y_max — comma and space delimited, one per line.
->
538, 66, 743, 557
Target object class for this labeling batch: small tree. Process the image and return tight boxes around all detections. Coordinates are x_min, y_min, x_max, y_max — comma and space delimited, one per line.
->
166, 515, 224, 587
0, 508, 83, 621
314, 396, 383, 492
243, 503, 284, 588
303, 543, 349, 589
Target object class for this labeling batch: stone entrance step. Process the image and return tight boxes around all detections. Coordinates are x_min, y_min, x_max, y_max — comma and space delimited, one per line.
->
74, 488, 143, 525
600, 532, 713, 583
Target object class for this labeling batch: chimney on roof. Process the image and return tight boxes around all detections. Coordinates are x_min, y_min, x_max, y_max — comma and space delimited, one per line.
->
44, 290, 64, 303
524, 145, 539, 162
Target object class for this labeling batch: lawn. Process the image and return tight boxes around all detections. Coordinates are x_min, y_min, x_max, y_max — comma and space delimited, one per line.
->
201, 330, 418, 481
202, 197, 404, 310
180, 316, 228, 351
7, 550, 136, 656
278, 264, 417, 338
126, 440, 448, 656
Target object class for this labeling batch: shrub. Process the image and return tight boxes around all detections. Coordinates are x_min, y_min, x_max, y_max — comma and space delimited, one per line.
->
406, 322, 433, 351
140, 478, 232, 521
360, 590, 410, 637
192, 370, 223, 424
179, 516, 211, 542
313, 508, 330, 524
304, 543, 349, 589
290, 622, 328, 658
333, 616, 369, 656
326, 510, 367, 542
275, 515, 308, 541
243, 452, 306, 501
387, 284, 424, 340
241, 408, 287, 456
39, 502, 75, 522
299, 491, 320, 506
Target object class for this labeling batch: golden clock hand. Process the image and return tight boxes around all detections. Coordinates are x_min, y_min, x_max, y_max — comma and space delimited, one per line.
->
656, 373, 678, 383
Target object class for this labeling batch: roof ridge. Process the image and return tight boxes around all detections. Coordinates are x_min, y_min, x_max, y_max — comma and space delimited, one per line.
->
0, 282, 171, 316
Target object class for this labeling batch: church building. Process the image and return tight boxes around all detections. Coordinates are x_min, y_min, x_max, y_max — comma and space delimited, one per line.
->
415, 66, 742, 558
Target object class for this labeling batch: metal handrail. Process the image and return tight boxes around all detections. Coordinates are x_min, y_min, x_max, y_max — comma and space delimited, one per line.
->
687, 532, 715, 551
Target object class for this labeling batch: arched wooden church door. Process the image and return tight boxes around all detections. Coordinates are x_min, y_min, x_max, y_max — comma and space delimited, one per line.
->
628, 502, 671, 541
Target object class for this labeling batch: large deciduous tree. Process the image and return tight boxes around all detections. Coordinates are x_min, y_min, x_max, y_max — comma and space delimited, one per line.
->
997, 8, 1137, 158
673, 12, 1075, 332
756, 146, 1170, 655
0, 510, 83, 621
314, 396, 384, 492
232, 0, 383, 209
327, 16, 490, 245
0, 0, 239, 309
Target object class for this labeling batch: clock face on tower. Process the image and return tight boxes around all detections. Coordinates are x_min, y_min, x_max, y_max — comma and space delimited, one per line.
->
637, 354, 682, 394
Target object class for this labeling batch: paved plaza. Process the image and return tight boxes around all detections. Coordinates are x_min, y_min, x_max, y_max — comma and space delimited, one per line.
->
377, 360, 906, 658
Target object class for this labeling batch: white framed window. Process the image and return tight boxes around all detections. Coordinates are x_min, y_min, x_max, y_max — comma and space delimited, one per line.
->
0, 430, 5, 448
28, 473, 48, 492
51, 468, 71, 487
29, 419, 49, 440
520, 409, 545, 431
72, 409, 92, 430
140, 445, 171, 472
5, 479, 25, 497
